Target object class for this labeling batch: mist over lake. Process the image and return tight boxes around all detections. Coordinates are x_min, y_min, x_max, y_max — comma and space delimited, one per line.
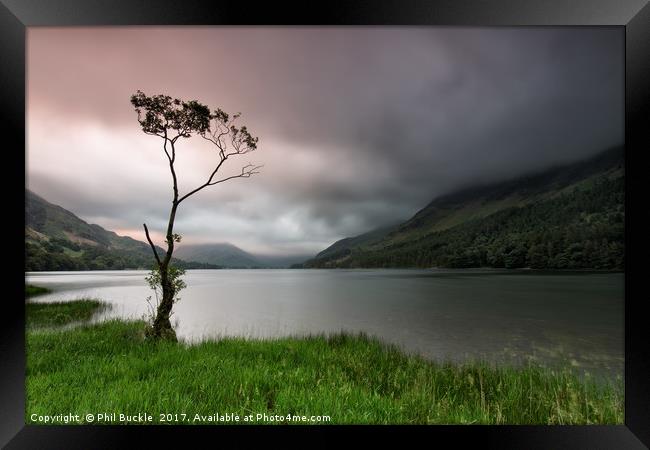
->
26, 269, 623, 378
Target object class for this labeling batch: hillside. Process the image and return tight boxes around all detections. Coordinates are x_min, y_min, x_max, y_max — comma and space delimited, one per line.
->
254, 253, 315, 269
174, 243, 259, 269
174, 243, 311, 269
303, 147, 624, 269
25, 190, 220, 271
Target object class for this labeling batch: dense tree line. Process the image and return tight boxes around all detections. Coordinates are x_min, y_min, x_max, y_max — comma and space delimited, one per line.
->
25, 240, 220, 271
309, 175, 624, 270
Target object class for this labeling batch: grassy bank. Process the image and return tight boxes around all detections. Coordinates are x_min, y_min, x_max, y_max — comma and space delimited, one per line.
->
25, 284, 51, 298
26, 299, 108, 329
26, 302, 623, 425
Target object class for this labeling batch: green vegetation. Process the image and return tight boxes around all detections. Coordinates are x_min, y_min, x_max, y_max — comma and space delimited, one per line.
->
26, 300, 108, 329
25, 190, 220, 271
25, 239, 218, 271
27, 305, 623, 425
25, 284, 51, 298
174, 242, 260, 268
309, 175, 623, 270
305, 147, 624, 270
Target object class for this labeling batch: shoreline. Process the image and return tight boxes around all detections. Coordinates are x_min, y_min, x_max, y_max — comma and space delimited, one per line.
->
26, 300, 623, 425
25, 267, 625, 273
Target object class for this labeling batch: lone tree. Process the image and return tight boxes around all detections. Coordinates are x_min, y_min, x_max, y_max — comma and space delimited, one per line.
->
131, 91, 261, 341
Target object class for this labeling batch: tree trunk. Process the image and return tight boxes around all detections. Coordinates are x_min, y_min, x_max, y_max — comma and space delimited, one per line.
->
147, 198, 180, 342
149, 268, 177, 341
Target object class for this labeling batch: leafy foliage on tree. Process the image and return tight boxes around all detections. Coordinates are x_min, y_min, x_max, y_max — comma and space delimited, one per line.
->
131, 91, 261, 341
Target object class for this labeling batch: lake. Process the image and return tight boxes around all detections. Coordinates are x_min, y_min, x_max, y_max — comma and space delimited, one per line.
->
25, 269, 623, 378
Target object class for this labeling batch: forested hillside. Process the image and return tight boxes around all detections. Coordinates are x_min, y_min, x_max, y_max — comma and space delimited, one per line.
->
25, 190, 219, 271
304, 147, 624, 270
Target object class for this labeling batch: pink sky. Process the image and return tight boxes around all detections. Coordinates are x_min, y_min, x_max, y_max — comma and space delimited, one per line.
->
27, 27, 623, 256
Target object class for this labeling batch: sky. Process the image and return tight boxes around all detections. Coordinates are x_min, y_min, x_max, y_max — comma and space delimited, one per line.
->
27, 27, 623, 256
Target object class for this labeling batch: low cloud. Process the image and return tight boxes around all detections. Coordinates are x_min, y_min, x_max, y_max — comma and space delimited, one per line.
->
27, 27, 623, 255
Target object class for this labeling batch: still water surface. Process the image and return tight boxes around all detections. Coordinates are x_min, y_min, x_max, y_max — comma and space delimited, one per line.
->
26, 269, 623, 377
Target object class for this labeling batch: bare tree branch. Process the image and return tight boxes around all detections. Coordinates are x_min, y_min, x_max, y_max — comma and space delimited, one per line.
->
207, 164, 263, 186
177, 157, 226, 204
143, 223, 162, 266
162, 130, 172, 163
178, 163, 263, 204
168, 139, 179, 198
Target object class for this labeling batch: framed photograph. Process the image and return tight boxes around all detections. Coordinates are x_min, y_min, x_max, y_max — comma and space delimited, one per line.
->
3, 0, 649, 447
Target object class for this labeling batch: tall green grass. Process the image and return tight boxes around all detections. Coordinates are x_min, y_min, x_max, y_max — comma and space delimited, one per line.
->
26, 300, 108, 329
26, 307, 623, 425
25, 284, 51, 298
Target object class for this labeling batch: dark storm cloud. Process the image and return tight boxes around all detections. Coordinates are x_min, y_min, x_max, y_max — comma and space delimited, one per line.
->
27, 27, 623, 254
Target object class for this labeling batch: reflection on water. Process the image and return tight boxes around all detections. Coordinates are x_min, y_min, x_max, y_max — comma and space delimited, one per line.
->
26, 269, 623, 378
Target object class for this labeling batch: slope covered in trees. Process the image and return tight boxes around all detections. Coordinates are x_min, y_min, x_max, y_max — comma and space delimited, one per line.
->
304, 147, 624, 270
25, 190, 220, 271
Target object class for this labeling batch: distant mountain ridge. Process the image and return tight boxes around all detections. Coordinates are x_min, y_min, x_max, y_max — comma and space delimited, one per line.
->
174, 243, 259, 268
25, 190, 309, 270
25, 190, 220, 271
174, 243, 311, 269
303, 146, 624, 269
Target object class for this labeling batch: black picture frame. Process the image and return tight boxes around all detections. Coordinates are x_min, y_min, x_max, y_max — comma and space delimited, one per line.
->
2, 0, 648, 448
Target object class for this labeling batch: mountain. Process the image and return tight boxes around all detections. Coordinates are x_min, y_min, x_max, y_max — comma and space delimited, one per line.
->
307, 223, 399, 265
174, 243, 259, 268
174, 243, 311, 269
254, 253, 315, 269
25, 190, 220, 271
303, 146, 624, 270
